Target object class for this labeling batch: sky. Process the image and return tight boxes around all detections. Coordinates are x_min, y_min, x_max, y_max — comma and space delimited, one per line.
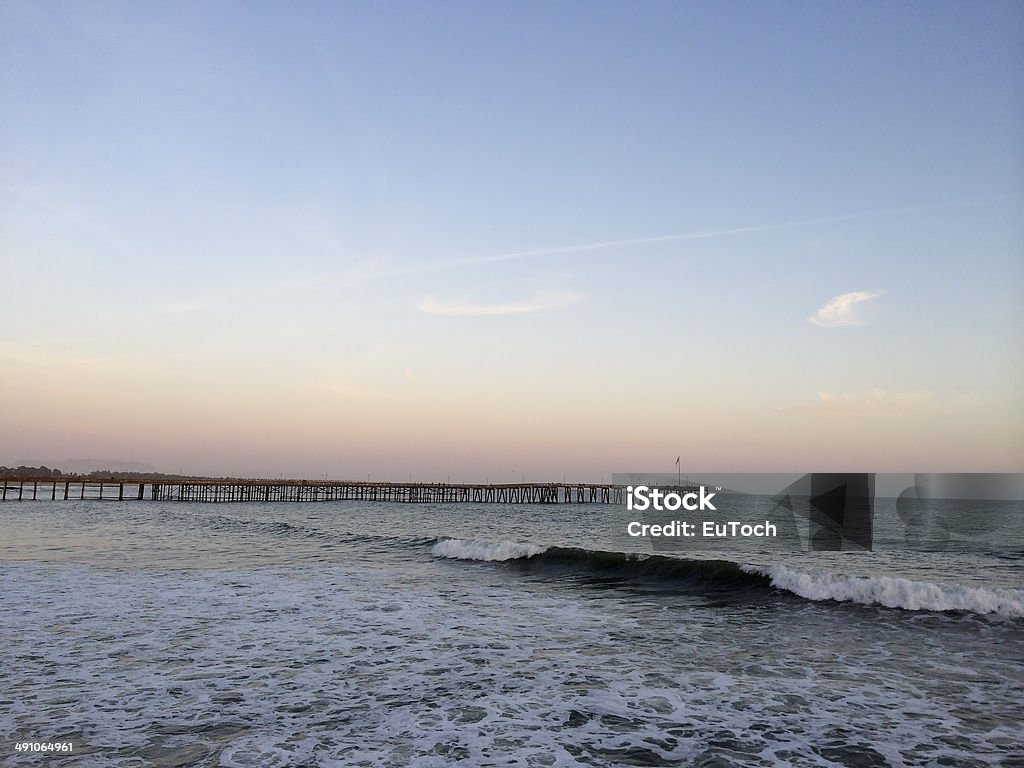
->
1, 1, 1022, 480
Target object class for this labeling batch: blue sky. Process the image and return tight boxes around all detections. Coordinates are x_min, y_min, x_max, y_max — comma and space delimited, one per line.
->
2, 1, 1022, 478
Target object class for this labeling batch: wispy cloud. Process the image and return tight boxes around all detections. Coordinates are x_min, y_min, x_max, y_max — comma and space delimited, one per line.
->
812, 389, 933, 412
808, 290, 883, 327
145, 299, 215, 316
0, 339, 119, 367
416, 291, 581, 317
1, 183, 130, 249
137, 200, 989, 298
773, 389, 935, 414
462, 200, 989, 266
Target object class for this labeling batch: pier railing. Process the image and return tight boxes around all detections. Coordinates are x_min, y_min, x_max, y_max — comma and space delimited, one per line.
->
0, 478, 623, 505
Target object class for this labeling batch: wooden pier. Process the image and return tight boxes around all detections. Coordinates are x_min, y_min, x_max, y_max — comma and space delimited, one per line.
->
0, 478, 623, 505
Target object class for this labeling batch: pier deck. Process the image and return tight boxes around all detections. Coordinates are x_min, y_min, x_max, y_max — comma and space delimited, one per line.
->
0, 478, 623, 504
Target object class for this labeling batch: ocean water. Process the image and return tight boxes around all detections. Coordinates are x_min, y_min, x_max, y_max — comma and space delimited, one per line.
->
1, 498, 1022, 767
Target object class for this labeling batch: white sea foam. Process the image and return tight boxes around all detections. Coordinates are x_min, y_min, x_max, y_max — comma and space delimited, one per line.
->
430, 538, 547, 561
2, 561, 1022, 767
745, 564, 1024, 617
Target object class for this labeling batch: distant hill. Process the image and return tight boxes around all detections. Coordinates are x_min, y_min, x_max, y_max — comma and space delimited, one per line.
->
13, 459, 159, 475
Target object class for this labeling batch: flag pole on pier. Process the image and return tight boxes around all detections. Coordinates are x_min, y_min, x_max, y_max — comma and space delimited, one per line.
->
675, 455, 680, 486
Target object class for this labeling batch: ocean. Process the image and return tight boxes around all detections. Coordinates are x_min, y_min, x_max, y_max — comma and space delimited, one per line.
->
1, 496, 1022, 767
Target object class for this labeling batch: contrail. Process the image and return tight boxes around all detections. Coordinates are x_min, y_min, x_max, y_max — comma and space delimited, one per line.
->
461, 199, 995, 265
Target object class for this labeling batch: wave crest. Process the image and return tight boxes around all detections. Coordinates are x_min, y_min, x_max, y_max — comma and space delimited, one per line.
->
431, 538, 548, 562
745, 564, 1024, 617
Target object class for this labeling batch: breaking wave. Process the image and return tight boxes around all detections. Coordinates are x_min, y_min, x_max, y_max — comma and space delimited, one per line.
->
430, 538, 548, 561
744, 563, 1024, 618
431, 538, 768, 593
431, 538, 1024, 617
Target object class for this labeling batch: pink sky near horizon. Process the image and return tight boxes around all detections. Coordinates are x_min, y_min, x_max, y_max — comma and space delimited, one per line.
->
3, 337, 1020, 480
